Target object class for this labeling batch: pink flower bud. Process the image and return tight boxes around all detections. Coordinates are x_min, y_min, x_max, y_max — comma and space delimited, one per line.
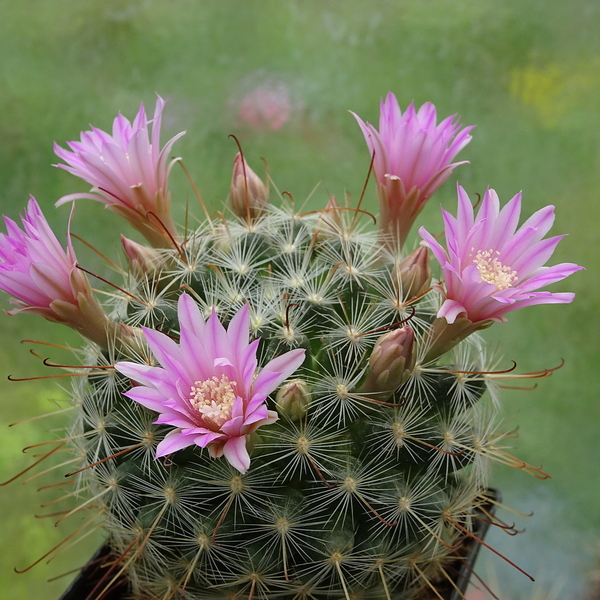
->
121, 236, 163, 278
276, 379, 311, 421
393, 246, 432, 301
316, 195, 343, 240
360, 326, 415, 400
228, 153, 269, 220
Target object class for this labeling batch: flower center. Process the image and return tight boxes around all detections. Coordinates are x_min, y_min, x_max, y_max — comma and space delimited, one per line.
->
189, 375, 237, 428
472, 249, 517, 290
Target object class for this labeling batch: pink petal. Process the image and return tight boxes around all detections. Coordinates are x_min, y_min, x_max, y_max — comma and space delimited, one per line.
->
222, 436, 251, 474
518, 263, 584, 292
220, 415, 245, 437
115, 361, 180, 400
456, 185, 474, 244
142, 326, 191, 384
254, 349, 306, 393
153, 412, 196, 428
509, 235, 564, 276
489, 192, 522, 249
151, 96, 166, 163
501, 207, 556, 265
470, 189, 499, 250
123, 386, 169, 413
29, 263, 73, 304
155, 430, 197, 458
508, 292, 575, 309
195, 431, 226, 448
205, 308, 231, 363
227, 303, 250, 363
240, 339, 260, 392
177, 300, 213, 382
418, 226, 448, 267
241, 405, 272, 428
438, 299, 468, 324
178, 293, 206, 339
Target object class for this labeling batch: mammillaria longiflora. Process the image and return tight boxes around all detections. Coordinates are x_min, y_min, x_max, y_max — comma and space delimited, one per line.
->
1, 94, 581, 600
53, 96, 184, 248
352, 93, 474, 253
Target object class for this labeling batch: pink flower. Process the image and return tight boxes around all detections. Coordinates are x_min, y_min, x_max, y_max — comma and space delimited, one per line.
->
0, 197, 117, 347
352, 93, 473, 251
238, 83, 292, 131
54, 97, 184, 248
419, 186, 583, 324
115, 294, 306, 474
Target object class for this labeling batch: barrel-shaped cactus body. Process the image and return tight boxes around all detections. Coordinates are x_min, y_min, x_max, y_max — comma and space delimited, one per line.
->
71, 204, 499, 599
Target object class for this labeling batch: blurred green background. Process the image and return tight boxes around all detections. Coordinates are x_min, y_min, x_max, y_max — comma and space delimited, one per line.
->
0, 1, 598, 598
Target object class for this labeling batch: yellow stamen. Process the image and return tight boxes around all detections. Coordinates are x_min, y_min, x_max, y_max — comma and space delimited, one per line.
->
473, 249, 517, 290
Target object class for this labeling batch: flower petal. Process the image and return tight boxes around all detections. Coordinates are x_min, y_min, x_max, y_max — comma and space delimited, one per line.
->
155, 430, 197, 458
222, 436, 251, 474
254, 349, 306, 394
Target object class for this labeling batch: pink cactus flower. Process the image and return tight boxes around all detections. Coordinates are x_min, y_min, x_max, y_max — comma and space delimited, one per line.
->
115, 294, 306, 474
54, 96, 184, 248
238, 83, 292, 131
0, 197, 117, 347
419, 185, 583, 325
352, 93, 473, 251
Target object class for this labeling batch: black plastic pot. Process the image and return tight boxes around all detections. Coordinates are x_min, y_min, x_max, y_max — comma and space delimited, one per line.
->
58, 543, 128, 600
59, 489, 499, 600
447, 489, 499, 600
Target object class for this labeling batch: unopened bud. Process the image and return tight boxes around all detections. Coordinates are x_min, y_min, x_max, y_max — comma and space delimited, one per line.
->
121, 236, 163, 278
316, 195, 343, 239
276, 379, 311, 421
229, 153, 269, 219
360, 326, 415, 401
393, 246, 431, 301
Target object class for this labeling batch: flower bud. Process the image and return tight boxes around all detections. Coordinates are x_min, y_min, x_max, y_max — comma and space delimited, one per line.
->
276, 379, 311, 421
121, 235, 162, 277
229, 153, 269, 220
316, 195, 343, 239
360, 326, 415, 401
393, 246, 431, 301
121, 236, 164, 278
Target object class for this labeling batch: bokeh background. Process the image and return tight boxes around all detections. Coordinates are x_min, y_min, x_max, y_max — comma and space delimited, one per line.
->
1, 1, 599, 598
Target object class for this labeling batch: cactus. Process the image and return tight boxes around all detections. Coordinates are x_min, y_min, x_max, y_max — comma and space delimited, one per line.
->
1, 94, 582, 600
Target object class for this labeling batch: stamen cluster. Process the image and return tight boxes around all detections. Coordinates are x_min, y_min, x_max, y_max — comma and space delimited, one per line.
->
190, 375, 238, 428
473, 249, 518, 290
